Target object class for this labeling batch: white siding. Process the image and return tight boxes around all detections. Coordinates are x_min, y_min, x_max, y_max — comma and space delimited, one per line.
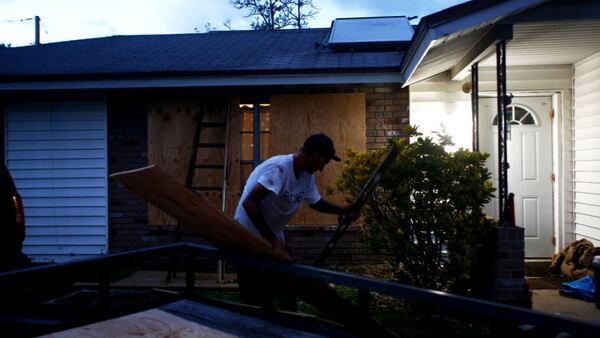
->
5, 100, 108, 263
573, 52, 600, 246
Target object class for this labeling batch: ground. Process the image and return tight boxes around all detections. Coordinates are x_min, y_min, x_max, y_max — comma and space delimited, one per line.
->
526, 260, 600, 323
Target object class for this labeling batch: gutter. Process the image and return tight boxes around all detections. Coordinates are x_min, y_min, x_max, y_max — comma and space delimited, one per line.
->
0, 72, 403, 91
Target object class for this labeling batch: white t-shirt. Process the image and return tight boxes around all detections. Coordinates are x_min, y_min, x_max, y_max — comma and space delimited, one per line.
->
234, 154, 321, 240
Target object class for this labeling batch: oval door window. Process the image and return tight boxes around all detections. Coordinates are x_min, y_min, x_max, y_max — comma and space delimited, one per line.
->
492, 104, 538, 126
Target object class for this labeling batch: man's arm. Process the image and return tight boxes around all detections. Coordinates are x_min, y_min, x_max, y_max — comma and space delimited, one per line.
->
242, 183, 276, 242
309, 199, 360, 222
242, 183, 290, 255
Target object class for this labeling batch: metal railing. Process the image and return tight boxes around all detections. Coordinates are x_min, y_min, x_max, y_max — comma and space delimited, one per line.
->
0, 243, 598, 337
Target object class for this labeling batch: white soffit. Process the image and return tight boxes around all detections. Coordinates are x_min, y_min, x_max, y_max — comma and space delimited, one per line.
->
479, 20, 600, 67
400, 0, 546, 84
405, 18, 600, 85
328, 16, 414, 46
406, 29, 484, 85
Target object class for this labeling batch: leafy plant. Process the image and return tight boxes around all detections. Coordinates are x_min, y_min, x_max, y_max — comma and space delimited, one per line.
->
336, 127, 497, 291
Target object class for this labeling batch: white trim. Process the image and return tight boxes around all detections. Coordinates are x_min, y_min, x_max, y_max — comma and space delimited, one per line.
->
400, 28, 437, 84
552, 92, 563, 254
0, 72, 402, 91
575, 49, 600, 67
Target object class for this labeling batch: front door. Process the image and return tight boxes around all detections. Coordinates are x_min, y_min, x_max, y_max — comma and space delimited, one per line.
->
479, 96, 554, 258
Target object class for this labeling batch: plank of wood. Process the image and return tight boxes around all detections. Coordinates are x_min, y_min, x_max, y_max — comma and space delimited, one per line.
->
110, 165, 291, 261
40, 308, 235, 338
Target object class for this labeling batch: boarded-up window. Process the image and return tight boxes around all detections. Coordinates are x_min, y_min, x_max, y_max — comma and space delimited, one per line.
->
147, 93, 366, 227
270, 93, 366, 225
148, 98, 234, 225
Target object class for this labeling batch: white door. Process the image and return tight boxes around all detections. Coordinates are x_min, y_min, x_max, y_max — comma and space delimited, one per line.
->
479, 96, 554, 258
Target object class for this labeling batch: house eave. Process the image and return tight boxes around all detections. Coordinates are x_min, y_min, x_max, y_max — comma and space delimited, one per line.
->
400, 0, 549, 85
0, 72, 403, 91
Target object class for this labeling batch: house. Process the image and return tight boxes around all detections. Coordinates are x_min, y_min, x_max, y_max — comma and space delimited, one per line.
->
0, 21, 411, 262
1, 0, 599, 262
404, 0, 600, 258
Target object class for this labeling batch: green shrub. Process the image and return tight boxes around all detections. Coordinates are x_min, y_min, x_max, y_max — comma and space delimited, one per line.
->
336, 128, 497, 291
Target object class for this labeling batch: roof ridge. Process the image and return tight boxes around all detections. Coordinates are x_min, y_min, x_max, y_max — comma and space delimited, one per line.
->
3, 28, 333, 49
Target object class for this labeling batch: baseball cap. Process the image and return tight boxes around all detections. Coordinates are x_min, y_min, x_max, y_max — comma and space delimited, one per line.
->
303, 133, 341, 161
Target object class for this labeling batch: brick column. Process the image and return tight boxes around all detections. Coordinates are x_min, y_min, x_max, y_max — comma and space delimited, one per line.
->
493, 226, 529, 307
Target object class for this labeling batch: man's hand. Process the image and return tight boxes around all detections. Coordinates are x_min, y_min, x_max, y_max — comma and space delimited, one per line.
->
310, 199, 361, 223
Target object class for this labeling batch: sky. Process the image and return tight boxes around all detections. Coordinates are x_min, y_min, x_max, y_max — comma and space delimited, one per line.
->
0, 0, 467, 47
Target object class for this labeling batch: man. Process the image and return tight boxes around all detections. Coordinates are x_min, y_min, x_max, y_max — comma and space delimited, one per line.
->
234, 133, 358, 257
234, 133, 359, 309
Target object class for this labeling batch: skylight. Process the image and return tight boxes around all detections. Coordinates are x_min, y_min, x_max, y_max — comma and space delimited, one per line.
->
328, 16, 414, 50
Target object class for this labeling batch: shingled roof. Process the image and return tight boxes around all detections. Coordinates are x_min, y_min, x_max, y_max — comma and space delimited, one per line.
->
0, 28, 404, 81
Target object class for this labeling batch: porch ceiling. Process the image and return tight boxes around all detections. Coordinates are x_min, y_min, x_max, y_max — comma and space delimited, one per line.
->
409, 19, 600, 85
480, 19, 600, 67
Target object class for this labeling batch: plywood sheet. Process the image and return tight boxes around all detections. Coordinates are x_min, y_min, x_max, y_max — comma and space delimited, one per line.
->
43, 299, 343, 337
40, 308, 234, 338
110, 165, 291, 261
148, 98, 235, 225
270, 93, 366, 225
226, 97, 243, 218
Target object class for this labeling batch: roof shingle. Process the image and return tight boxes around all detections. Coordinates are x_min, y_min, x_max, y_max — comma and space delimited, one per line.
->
0, 29, 404, 80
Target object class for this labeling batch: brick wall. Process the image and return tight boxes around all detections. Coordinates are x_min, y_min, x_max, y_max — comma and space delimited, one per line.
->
364, 84, 410, 151
285, 225, 383, 265
107, 95, 152, 252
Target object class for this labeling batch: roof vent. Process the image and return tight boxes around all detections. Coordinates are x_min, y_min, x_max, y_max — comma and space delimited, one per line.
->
328, 16, 414, 50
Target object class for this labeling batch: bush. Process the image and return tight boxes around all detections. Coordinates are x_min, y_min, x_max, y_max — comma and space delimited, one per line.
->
336, 128, 497, 292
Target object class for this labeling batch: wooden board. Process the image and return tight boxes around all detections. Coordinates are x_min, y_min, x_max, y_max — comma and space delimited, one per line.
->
40, 308, 235, 338
110, 165, 291, 261
224, 96, 242, 218
147, 97, 236, 224
270, 93, 366, 225
41, 299, 340, 338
